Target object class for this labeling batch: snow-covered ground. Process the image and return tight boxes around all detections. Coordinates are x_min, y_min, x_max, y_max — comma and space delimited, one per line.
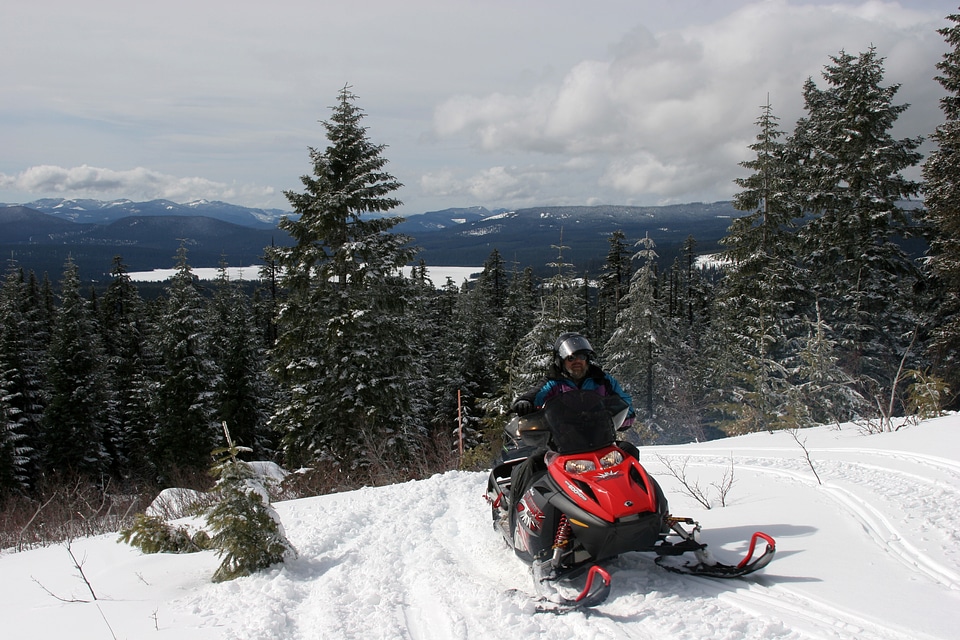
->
3, 414, 960, 639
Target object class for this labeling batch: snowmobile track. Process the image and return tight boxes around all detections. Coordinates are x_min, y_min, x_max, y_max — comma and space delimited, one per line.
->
820, 481, 960, 589
717, 581, 943, 640
652, 453, 960, 590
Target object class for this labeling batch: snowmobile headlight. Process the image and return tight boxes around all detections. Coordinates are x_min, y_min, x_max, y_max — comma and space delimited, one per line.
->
599, 450, 623, 468
565, 459, 596, 474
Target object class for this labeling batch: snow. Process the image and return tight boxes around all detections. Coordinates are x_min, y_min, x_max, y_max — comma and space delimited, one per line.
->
3, 415, 960, 639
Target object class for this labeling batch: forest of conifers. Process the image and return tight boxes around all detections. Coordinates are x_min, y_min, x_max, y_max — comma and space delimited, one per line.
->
2, 18, 960, 528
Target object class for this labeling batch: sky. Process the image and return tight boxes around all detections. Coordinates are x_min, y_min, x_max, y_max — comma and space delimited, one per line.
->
1, 0, 957, 216
2, 413, 959, 639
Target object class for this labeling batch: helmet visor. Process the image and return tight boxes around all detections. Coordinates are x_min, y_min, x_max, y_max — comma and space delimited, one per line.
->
556, 334, 594, 359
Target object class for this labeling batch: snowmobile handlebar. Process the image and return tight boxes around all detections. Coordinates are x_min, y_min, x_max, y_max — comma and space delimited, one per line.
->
514, 391, 630, 454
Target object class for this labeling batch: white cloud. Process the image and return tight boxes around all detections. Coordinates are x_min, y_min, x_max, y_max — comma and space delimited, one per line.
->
429, 1, 949, 205
0, 165, 274, 204
0, 1, 954, 213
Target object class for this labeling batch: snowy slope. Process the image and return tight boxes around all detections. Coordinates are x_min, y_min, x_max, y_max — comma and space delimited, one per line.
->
3, 414, 960, 639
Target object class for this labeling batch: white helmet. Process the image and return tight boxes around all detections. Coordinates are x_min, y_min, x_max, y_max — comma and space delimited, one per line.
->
554, 332, 595, 361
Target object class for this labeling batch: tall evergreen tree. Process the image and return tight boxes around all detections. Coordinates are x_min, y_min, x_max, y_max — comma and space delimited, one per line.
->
99, 256, 150, 479
0, 371, 28, 499
791, 48, 924, 405
269, 86, 419, 467
403, 262, 447, 441
709, 100, 809, 433
596, 230, 631, 346
16, 270, 52, 483
423, 276, 469, 439
440, 281, 489, 454
922, 10, 960, 403
150, 246, 221, 479
452, 260, 502, 422
209, 263, 273, 457
604, 237, 662, 421
793, 298, 867, 425
0, 265, 34, 496
41, 257, 109, 478
509, 233, 582, 396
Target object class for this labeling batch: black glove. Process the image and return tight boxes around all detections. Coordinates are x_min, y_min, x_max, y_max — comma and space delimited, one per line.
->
513, 399, 533, 415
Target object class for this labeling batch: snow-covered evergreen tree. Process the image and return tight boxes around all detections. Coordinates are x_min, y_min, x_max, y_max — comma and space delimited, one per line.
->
596, 230, 632, 347
793, 299, 867, 425
708, 100, 809, 433
509, 234, 583, 397
269, 86, 420, 468
149, 245, 221, 480
0, 267, 51, 487
0, 376, 28, 499
99, 256, 151, 479
922, 10, 960, 404
403, 262, 445, 441
604, 236, 665, 434
791, 47, 924, 406
439, 252, 523, 456
0, 265, 38, 495
415, 273, 459, 434
41, 257, 110, 478
209, 263, 273, 457
666, 236, 712, 340
206, 427, 295, 583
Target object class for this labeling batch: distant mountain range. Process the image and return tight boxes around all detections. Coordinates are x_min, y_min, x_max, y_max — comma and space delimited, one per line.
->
12, 197, 289, 228
0, 198, 746, 281
394, 202, 743, 275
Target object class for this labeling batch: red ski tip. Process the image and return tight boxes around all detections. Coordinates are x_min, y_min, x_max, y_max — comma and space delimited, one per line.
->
738, 532, 776, 569
576, 565, 612, 603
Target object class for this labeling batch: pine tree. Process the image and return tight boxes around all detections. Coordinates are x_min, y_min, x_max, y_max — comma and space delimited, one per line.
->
403, 261, 447, 442
0, 265, 38, 495
0, 374, 28, 499
269, 86, 419, 467
666, 237, 712, 337
791, 48, 924, 405
150, 245, 221, 479
441, 272, 504, 455
596, 230, 631, 346
41, 257, 110, 478
509, 233, 582, 396
206, 426, 295, 583
726, 99, 804, 295
604, 236, 663, 425
709, 100, 810, 433
99, 256, 150, 479
794, 298, 868, 425
922, 10, 960, 403
209, 262, 272, 457
10, 269, 51, 485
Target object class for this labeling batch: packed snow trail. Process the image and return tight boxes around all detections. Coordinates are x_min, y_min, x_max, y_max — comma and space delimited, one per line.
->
184, 471, 802, 640
3, 416, 960, 639
178, 419, 960, 639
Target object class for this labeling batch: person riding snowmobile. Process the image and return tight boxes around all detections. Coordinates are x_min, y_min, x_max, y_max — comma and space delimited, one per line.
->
507, 332, 638, 506
512, 332, 635, 419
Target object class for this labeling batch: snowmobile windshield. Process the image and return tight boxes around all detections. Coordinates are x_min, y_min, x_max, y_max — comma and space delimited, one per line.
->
539, 390, 624, 454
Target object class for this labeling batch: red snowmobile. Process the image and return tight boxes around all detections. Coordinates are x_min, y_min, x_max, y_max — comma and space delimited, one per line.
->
485, 390, 775, 611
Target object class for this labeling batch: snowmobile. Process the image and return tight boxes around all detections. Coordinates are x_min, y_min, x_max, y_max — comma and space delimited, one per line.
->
485, 390, 775, 612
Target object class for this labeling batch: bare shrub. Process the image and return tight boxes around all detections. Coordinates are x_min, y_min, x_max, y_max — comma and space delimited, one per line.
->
0, 475, 149, 552
278, 429, 461, 501
788, 428, 822, 485
657, 455, 736, 510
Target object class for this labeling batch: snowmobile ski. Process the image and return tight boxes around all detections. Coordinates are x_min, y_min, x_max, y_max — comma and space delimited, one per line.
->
655, 530, 776, 578
521, 564, 612, 613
